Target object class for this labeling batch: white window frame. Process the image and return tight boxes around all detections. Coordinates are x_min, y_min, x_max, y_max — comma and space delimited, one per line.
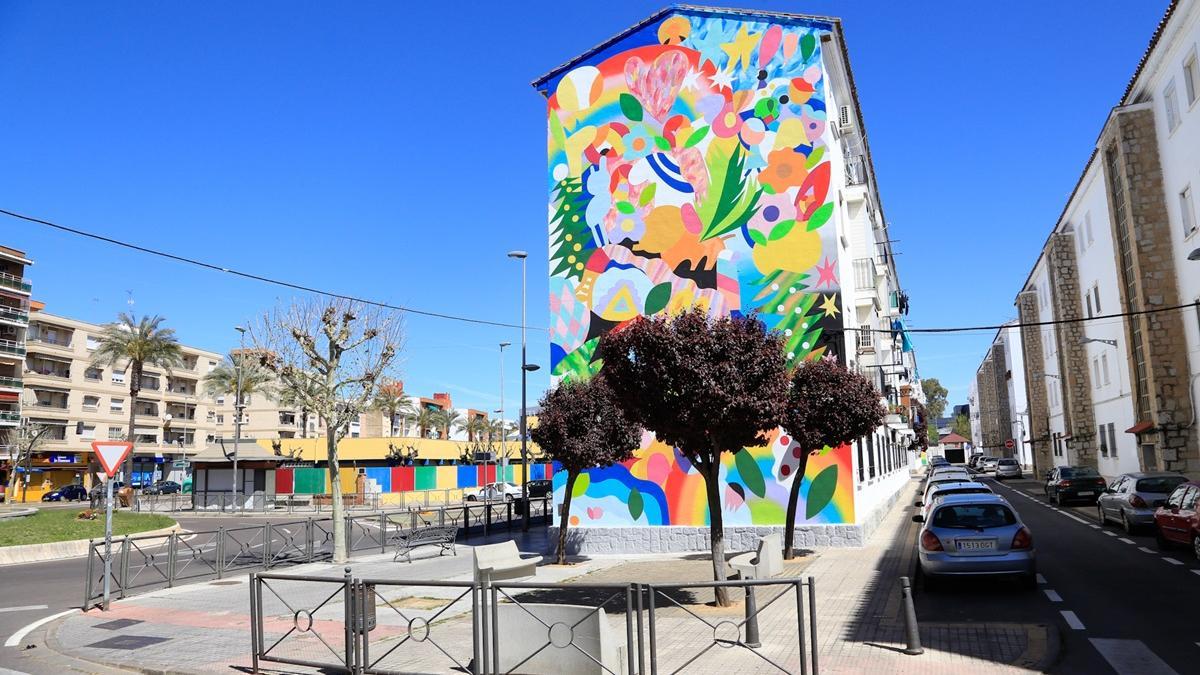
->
111, 371, 125, 385
1165, 79, 1181, 132
110, 398, 124, 413
1093, 359, 1101, 389
1182, 185, 1196, 237
1085, 212, 1094, 246
1184, 48, 1199, 106
1101, 353, 1110, 385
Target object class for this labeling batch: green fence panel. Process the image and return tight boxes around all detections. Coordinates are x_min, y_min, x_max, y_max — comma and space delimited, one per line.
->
292, 467, 325, 494
414, 466, 436, 491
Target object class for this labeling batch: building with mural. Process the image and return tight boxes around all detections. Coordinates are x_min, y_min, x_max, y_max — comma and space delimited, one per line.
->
533, 6, 923, 550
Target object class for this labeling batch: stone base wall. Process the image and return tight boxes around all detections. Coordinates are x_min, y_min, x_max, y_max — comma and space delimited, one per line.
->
547, 477, 916, 555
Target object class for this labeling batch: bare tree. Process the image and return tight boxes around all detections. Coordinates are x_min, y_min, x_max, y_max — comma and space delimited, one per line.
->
3, 422, 51, 503
251, 298, 402, 563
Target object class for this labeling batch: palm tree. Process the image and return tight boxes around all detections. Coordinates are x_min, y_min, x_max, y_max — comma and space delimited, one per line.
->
371, 380, 411, 437
413, 407, 439, 439
278, 375, 322, 439
91, 314, 183, 482
433, 408, 462, 440
201, 353, 277, 428
462, 415, 489, 443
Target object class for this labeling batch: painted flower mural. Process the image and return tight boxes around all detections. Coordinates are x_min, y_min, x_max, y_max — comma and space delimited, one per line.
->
538, 10, 852, 527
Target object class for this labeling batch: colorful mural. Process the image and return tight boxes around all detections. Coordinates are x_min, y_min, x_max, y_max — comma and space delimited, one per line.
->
538, 9, 851, 527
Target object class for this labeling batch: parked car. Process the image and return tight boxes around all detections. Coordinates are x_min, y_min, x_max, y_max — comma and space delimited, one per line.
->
1153, 480, 1200, 557
1099, 472, 1187, 533
525, 479, 553, 499
966, 455, 983, 469
88, 481, 125, 501
915, 481, 994, 517
914, 493, 1036, 590
980, 457, 1000, 473
927, 467, 972, 483
41, 484, 88, 502
995, 458, 1023, 480
921, 477, 977, 506
1044, 466, 1107, 505
467, 482, 522, 502
929, 455, 949, 467
143, 480, 182, 495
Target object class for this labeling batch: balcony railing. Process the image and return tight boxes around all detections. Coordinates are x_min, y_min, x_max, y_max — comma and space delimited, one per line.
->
28, 334, 72, 348
0, 271, 31, 293
30, 401, 69, 410
0, 307, 29, 325
845, 154, 867, 186
0, 376, 21, 389
856, 328, 875, 351
0, 339, 24, 357
26, 368, 70, 379
0, 410, 20, 424
852, 258, 876, 291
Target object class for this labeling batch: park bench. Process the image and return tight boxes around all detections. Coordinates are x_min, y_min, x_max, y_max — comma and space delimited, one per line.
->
729, 533, 784, 580
472, 540, 538, 582
392, 525, 458, 563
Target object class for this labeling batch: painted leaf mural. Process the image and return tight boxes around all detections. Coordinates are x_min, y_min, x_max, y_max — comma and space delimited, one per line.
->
542, 9, 853, 528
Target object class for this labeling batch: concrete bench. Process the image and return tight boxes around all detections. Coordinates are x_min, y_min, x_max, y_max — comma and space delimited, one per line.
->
392, 525, 458, 563
495, 603, 626, 674
472, 540, 538, 582
729, 533, 784, 580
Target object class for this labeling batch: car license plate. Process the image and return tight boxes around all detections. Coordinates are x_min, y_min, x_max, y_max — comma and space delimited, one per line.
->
956, 539, 997, 552
1078, 491, 1094, 497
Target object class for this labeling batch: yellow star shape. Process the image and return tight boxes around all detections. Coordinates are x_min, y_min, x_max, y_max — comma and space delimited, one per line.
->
720, 25, 759, 71
819, 294, 840, 318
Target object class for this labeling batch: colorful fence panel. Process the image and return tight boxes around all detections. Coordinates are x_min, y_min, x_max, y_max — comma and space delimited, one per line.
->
292, 468, 324, 495
275, 468, 294, 494
364, 467, 391, 493
392, 466, 414, 492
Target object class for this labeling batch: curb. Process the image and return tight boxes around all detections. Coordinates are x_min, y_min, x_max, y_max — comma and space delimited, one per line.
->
0, 522, 182, 566
0, 506, 38, 519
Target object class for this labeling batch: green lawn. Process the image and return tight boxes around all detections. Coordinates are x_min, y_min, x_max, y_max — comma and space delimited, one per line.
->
0, 509, 176, 547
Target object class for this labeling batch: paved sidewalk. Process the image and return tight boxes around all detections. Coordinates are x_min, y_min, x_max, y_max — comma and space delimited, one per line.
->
24, 480, 1054, 674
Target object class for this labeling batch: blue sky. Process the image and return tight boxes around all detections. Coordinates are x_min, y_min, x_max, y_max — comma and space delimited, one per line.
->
0, 1, 1171, 412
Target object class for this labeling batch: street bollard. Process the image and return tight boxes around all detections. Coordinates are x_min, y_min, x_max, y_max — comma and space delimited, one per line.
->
900, 576, 924, 655
744, 583, 761, 648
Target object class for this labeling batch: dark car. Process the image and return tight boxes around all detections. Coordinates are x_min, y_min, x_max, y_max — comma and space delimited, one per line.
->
41, 484, 88, 502
1154, 480, 1200, 558
143, 480, 182, 495
1044, 466, 1107, 505
88, 481, 125, 501
525, 479, 553, 499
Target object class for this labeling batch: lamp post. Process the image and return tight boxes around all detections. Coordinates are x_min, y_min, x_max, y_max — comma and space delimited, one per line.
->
233, 326, 247, 513
498, 341, 510, 471
507, 250, 539, 531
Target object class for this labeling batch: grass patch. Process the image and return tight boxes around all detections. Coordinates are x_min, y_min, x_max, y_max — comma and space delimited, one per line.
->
0, 509, 176, 547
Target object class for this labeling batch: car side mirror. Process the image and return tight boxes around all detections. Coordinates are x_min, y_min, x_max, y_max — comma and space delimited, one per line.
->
911, 515, 925, 523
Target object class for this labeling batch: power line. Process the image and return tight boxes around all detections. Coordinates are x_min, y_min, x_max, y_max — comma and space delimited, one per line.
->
835, 300, 1198, 334
1, 207, 539, 331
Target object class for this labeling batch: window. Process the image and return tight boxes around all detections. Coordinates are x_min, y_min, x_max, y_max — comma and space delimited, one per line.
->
1165, 80, 1181, 132
108, 427, 125, 440
79, 424, 95, 440
216, 414, 224, 424
1107, 423, 1117, 457
1093, 359, 1101, 389
1085, 212, 1094, 246
1086, 293, 1093, 318
1184, 50, 1199, 106
85, 367, 102, 381
1099, 424, 1108, 456
111, 371, 125, 384
1182, 186, 1196, 236
1101, 354, 1111, 385
85, 336, 100, 351
1093, 285, 1101, 314
216, 395, 225, 405
1183, 487, 1200, 511
82, 395, 100, 411
110, 398, 124, 413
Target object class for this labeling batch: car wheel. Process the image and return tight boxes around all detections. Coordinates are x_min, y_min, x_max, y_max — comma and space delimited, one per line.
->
466, 495, 477, 502
1193, 535, 1200, 562
1097, 505, 1107, 525
1121, 511, 1134, 535
504, 494, 514, 502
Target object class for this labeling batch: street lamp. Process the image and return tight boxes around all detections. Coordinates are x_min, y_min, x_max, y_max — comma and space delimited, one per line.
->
233, 326, 247, 513
507, 250, 537, 531
498, 341, 511, 467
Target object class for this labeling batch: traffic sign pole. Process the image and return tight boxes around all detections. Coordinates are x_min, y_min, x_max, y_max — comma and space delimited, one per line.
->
91, 441, 133, 612
103, 477, 114, 610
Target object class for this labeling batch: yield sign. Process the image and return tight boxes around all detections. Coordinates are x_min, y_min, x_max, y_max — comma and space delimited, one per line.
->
91, 441, 133, 478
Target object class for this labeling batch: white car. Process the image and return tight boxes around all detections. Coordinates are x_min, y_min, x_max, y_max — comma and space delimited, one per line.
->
916, 481, 995, 519
467, 482, 522, 502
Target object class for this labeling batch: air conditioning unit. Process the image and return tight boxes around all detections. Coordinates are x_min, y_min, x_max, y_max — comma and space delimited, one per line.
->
838, 105, 855, 133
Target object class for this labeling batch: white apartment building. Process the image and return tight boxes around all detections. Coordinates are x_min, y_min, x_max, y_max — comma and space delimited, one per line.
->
0, 246, 33, 468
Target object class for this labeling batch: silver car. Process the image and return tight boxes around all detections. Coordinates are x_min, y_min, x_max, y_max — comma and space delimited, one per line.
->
980, 457, 1000, 474
916, 481, 994, 518
914, 493, 1036, 590
995, 458, 1023, 480
1097, 471, 1188, 533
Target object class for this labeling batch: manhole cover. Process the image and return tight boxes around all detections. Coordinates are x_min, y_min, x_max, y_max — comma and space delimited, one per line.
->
93, 619, 143, 631
85, 635, 171, 650
210, 580, 241, 586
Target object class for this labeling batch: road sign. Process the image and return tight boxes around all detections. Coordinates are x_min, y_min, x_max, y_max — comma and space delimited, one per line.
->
172, 460, 189, 469
91, 441, 133, 478
1004, 439, 1015, 450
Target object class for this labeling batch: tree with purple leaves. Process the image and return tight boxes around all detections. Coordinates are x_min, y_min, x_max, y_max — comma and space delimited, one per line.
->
781, 356, 885, 559
529, 374, 642, 565
600, 308, 790, 606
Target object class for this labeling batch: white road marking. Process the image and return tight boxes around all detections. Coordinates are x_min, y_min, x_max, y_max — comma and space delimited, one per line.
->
1061, 610, 1086, 630
1192, 570, 1200, 577
1044, 589, 1063, 602
0, 606, 47, 614
1063, 514, 1089, 525
1088, 524, 1101, 529
1138, 546, 1157, 554
4, 609, 77, 648
1036, 573, 1047, 584
1163, 557, 1184, 566
1118, 538, 1135, 545
1089, 638, 1179, 674
1103, 531, 1119, 537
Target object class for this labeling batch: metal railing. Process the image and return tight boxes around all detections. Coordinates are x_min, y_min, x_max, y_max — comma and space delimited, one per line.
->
845, 154, 867, 186
0, 339, 24, 356
0, 271, 32, 293
85, 498, 552, 610
852, 258, 876, 291
249, 572, 819, 674
0, 376, 21, 389
0, 307, 30, 324
130, 488, 528, 514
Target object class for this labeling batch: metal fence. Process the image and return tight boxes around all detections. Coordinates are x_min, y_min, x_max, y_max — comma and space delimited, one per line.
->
132, 488, 506, 513
83, 497, 552, 611
250, 571, 818, 675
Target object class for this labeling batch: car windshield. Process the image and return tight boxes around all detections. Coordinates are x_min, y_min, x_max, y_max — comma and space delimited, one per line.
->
932, 504, 1017, 529
937, 488, 991, 497
1136, 477, 1187, 493
1060, 467, 1099, 478
999, 460, 1018, 466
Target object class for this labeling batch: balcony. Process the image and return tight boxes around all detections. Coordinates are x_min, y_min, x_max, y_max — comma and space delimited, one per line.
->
0, 375, 21, 390
26, 365, 70, 380
0, 307, 29, 326
0, 410, 19, 426
0, 271, 31, 294
0, 339, 25, 358
845, 155, 867, 186
279, 412, 297, 426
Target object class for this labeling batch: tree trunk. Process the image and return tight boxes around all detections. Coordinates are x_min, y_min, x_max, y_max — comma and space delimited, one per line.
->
328, 431, 347, 563
783, 449, 814, 560
700, 459, 731, 607
125, 363, 142, 490
300, 410, 308, 439
557, 472, 577, 565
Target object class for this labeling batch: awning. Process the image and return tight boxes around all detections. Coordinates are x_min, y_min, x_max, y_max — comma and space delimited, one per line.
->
1126, 421, 1154, 435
